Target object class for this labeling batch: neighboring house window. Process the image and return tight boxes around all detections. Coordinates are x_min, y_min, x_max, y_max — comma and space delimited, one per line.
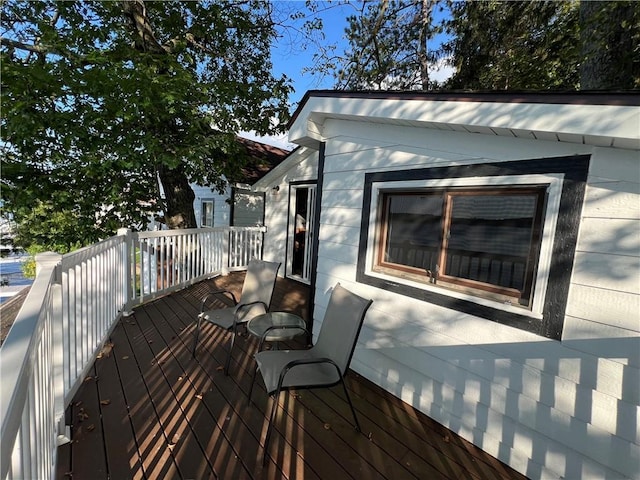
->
357, 155, 590, 340
201, 199, 214, 227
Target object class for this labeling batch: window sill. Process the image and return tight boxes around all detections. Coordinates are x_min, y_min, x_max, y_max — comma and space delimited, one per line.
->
368, 267, 543, 319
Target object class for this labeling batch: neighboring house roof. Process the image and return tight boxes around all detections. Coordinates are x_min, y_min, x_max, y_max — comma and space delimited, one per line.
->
230, 137, 291, 185
288, 90, 640, 150
252, 145, 313, 191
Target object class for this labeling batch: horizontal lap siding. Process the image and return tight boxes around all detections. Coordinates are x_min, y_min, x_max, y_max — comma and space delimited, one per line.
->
191, 185, 231, 227
315, 119, 640, 479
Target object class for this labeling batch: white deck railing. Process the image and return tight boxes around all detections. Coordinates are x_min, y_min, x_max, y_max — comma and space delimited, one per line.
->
0, 226, 265, 480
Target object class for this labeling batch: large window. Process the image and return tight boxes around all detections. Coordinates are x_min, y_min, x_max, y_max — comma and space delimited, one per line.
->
377, 187, 545, 308
356, 156, 590, 340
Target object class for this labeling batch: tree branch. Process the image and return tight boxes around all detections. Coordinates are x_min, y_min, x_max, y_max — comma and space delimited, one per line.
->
121, 0, 167, 54
1, 37, 49, 55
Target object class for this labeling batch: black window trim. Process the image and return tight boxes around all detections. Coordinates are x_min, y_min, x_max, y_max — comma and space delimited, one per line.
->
356, 155, 590, 340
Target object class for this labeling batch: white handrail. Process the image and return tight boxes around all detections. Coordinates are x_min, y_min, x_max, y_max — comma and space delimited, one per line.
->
0, 226, 265, 480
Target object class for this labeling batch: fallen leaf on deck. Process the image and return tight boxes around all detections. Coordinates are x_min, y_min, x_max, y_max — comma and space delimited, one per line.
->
64, 471, 73, 477
77, 408, 89, 421
87, 424, 95, 432
443, 434, 450, 443
97, 342, 114, 358
323, 423, 331, 430
170, 433, 180, 445
100, 399, 111, 406
216, 366, 224, 371
195, 394, 203, 400
122, 355, 129, 360
83, 376, 93, 383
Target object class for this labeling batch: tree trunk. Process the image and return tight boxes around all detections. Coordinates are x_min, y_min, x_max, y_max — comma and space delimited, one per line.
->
418, 0, 433, 90
580, 1, 637, 90
157, 164, 197, 229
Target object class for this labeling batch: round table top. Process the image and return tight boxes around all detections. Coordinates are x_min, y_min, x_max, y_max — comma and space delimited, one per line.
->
247, 311, 306, 342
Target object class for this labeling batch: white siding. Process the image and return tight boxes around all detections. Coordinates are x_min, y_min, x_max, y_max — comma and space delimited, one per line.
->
191, 184, 231, 227
309, 119, 640, 479
232, 190, 264, 227
260, 150, 319, 268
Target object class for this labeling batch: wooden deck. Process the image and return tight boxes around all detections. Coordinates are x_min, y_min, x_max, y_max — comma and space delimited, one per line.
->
55, 273, 528, 480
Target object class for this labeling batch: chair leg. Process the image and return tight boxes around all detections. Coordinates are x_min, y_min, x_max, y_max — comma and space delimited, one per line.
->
262, 390, 280, 466
223, 328, 235, 376
248, 363, 259, 405
340, 377, 361, 432
192, 316, 203, 357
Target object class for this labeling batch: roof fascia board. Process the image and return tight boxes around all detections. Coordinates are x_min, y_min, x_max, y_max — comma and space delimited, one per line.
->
288, 94, 640, 147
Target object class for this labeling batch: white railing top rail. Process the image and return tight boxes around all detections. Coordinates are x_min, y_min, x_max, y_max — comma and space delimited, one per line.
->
137, 225, 266, 239
59, 234, 125, 267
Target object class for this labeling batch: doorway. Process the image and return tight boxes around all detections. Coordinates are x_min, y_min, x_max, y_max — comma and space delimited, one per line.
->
287, 184, 316, 284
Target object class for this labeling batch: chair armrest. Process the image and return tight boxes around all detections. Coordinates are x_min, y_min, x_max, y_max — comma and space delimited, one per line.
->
231, 300, 268, 329
277, 357, 340, 390
200, 289, 238, 312
235, 300, 268, 313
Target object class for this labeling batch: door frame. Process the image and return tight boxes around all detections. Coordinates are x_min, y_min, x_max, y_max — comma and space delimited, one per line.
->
286, 182, 317, 284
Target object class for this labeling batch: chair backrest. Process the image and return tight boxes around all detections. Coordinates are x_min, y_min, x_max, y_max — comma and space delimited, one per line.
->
313, 284, 373, 375
239, 259, 281, 308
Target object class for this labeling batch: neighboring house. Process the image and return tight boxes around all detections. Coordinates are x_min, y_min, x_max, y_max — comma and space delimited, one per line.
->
154, 136, 289, 230
252, 91, 640, 480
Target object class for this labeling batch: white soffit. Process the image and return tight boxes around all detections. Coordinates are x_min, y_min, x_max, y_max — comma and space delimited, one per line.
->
251, 146, 315, 190
288, 96, 640, 150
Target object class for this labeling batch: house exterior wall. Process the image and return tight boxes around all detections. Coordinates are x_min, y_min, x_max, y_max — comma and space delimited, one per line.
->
309, 118, 639, 479
191, 184, 231, 228
231, 189, 265, 227
259, 149, 319, 269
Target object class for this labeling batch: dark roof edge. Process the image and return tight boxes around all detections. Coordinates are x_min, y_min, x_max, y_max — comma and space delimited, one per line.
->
288, 89, 640, 128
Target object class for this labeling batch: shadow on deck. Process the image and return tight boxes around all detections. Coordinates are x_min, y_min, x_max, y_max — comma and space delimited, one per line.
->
56, 273, 527, 480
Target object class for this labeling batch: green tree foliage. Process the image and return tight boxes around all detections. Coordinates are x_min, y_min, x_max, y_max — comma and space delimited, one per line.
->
1, 0, 292, 249
314, 0, 448, 90
579, 0, 640, 90
316, 0, 639, 91
444, 1, 581, 90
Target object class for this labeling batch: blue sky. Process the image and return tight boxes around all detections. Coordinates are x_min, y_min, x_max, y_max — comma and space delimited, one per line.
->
269, 1, 454, 105
271, 2, 355, 104
244, 1, 454, 148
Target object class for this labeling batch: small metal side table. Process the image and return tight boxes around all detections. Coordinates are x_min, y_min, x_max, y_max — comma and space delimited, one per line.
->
247, 311, 307, 350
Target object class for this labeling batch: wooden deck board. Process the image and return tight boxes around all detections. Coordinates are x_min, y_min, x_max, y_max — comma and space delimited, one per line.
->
56, 273, 528, 480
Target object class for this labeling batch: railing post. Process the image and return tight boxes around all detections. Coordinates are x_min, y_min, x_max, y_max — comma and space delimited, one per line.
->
35, 251, 62, 277
118, 228, 133, 312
